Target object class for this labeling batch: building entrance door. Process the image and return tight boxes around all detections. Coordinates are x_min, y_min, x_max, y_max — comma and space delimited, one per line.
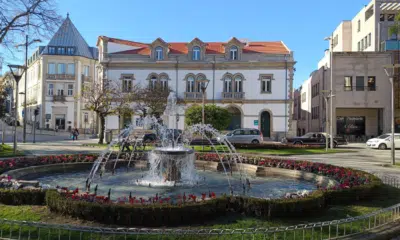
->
260, 111, 271, 138
55, 114, 65, 130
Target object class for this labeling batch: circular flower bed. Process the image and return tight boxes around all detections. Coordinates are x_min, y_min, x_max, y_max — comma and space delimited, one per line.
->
0, 153, 383, 227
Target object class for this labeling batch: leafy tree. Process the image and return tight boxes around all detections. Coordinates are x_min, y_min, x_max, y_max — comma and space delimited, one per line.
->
185, 105, 231, 131
389, 13, 400, 38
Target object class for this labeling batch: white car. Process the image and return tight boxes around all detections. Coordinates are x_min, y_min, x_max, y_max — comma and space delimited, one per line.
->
366, 133, 400, 150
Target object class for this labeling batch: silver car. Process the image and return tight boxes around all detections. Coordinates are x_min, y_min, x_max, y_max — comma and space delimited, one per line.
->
222, 128, 263, 144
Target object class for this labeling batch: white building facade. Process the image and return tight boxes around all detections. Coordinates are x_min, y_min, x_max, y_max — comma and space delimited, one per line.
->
97, 37, 296, 140
15, 15, 98, 133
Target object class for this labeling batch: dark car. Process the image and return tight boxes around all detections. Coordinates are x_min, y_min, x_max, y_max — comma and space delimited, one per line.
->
165, 129, 183, 142
282, 132, 347, 148
142, 133, 158, 143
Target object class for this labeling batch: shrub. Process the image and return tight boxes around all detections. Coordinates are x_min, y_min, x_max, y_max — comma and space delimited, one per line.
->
46, 190, 229, 227
0, 189, 46, 205
185, 105, 231, 131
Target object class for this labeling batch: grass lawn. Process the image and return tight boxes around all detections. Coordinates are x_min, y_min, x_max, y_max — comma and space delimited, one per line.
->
0, 185, 398, 239
0, 144, 25, 158
192, 145, 348, 155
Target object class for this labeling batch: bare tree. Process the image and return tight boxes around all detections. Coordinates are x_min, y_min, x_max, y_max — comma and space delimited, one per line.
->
0, 0, 62, 50
112, 81, 141, 134
80, 81, 115, 144
135, 85, 171, 118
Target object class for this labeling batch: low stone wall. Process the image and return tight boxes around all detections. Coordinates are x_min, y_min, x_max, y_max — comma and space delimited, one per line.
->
4, 163, 93, 180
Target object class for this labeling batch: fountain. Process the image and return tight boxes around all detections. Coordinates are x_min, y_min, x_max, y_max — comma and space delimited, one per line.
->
30, 91, 317, 201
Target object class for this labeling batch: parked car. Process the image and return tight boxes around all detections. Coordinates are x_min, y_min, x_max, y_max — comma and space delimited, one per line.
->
282, 132, 347, 148
165, 129, 183, 142
142, 133, 158, 143
218, 128, 263, 144
366, 133, 400, 150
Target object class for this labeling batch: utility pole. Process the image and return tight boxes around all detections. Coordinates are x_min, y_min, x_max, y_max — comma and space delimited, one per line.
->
23, 34, 28, 143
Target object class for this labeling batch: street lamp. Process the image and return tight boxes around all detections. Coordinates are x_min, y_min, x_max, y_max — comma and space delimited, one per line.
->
197, 79, 210, 151
383, 64, 400, 165
8, 64, 26, 154
324, 35, 334, 149
321, 90, 335, 152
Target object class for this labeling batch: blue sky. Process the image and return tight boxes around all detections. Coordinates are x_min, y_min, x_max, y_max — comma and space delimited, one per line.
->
4, 0, 371, 88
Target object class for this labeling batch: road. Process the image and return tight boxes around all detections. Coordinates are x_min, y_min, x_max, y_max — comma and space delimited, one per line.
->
0, 120, 95, 143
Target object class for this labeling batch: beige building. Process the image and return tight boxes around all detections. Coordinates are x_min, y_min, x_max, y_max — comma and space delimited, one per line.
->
294, 52, 392, 141
15, 15, 98, 133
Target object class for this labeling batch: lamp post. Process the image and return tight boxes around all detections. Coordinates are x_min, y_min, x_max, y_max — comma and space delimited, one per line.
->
197, 79, 210, 151
8, 65, 26, 154
384, 64, 400, 165
324, 35, 334, 149
322, 90, 335, 152
16, 38, 41, 143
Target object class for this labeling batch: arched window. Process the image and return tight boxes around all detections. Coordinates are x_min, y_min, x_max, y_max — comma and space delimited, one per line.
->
150, 75, 158, 89
196, 74, 206, 92
155, 46, 163, 60
192, 46, 201, 61
186, 75, 195, 92
160, 75, 168, 90
224, 76, 232, 92
230, 46, 238, 60
234, 75, 242, 92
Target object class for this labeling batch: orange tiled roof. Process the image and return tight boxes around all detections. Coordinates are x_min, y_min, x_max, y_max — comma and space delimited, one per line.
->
99, 36, 290, 55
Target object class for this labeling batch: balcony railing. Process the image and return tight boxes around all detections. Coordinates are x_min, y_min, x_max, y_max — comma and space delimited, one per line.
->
47, 74, 75, 80
343, 86, 376, 91
184, 92, 204, 100
222, 92, 245, 100
53, 95, 66, 102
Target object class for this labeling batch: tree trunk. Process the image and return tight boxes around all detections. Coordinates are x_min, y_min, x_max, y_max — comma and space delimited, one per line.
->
98, 115, 106, 144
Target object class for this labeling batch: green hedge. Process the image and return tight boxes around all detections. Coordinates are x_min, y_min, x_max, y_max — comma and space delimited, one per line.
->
46, 190, 230, 227
232, 143, 322, 149
0, 189, 46, 205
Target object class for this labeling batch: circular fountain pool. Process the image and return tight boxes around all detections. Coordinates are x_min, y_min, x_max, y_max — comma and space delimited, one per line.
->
35, 168, 317, 200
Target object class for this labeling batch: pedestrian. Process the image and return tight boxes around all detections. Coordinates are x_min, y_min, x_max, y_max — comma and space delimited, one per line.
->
72, 127, 79, 141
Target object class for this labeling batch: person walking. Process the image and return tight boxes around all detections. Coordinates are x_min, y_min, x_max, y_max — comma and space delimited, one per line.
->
72, 128, 79, 141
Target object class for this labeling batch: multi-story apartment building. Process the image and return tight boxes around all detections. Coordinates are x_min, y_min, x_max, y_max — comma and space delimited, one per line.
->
97, 36, 296, 140
294, 0, 398, 140
15, 15, 98, 132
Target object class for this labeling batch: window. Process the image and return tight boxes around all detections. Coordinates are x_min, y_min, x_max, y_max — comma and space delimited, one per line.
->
357, 20, 361, 32
122, 77, 132, 92
197, 75, 206, 91
160, 76, 168, 91
56, 84, 64, 96
67, 63, 75, 75
150, 76, 157, 89
230, 46, 238, 60
234, 76, 243, 92
48, 63, 56, 74
67, 47, 74, 55
344, 76, 353, 91
368, 33, 372, 47
67, 84, 73, 96
83, 66, 89, 76
388, 14, 395, 21
261, 76, 271, 93
358, 42, 361, 51
49, 47, 56, 54
380, 14, 385, 22
364, 36, 368, 48
155, 46, 163, 60
361, 39, 364, 50
367, 76, 376, 91
192, 46, 200, 61
58, 63, 66, 74
356, 76, 364, 91
224, 76, 232, 92
186, 76, 195, 92
48, 84, 54, 96
57, 47, 65, 55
